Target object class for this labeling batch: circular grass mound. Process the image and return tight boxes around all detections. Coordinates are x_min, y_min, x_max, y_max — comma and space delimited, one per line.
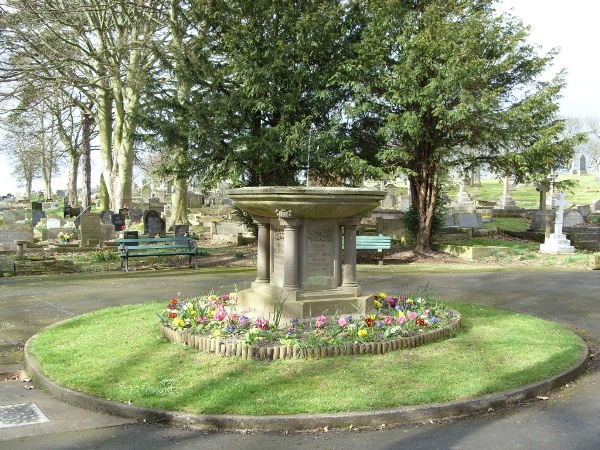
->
28, 301, 586, 417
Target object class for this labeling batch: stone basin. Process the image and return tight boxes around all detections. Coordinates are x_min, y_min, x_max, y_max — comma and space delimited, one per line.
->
227, 187, 385, 219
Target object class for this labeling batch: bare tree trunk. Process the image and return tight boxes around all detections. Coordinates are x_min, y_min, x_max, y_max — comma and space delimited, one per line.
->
67, 155, 79, 206
81, 108, 93, 209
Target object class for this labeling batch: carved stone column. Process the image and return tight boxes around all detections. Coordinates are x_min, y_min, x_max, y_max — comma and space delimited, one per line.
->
253, 216, 271, 283
342, 217, 361, 288
277, 210, 301, 290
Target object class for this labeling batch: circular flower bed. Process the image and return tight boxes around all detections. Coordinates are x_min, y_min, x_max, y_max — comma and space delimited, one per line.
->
158, 292, 461, 360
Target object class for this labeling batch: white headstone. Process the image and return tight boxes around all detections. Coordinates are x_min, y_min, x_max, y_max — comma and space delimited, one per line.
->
46, 218, 62, 229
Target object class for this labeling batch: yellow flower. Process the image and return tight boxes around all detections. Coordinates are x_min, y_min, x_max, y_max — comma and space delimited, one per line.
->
397, 311, 405, 318
173, 318, 185, 328
378, 292, 386, 299
374, 300, 382, 309
213, 329, 222, 337
357, 329, 368, 338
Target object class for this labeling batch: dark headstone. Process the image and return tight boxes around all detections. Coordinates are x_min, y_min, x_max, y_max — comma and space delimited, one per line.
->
64, 206, 72, 218
32, 210, 46, 226
124, 230, 139, 245
174, 225, 190, 243
148, 217, 166, 237
143, 209, 161, 234
32, 201, 43, 211
128, 208, 143, 224
111, 213, 126, 231
70, 206, 81, 218
100, 210, 114, 224
119, 208, 129, 219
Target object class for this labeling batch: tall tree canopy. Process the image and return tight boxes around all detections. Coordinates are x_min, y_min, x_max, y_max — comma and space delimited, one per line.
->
349, 0, 582, 252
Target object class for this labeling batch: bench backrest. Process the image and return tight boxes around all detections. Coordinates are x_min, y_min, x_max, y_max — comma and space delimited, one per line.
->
342, 234, 392, 250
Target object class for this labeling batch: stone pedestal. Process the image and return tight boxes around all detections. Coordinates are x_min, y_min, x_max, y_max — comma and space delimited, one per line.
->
229, 187, 385, 320
540, 233, 575, 253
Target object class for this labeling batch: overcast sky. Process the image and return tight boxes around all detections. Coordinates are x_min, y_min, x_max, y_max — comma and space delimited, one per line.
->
1, 0, 598, 196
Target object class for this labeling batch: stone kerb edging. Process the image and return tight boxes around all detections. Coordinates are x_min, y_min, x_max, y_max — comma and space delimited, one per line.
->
159, 314, 462, 361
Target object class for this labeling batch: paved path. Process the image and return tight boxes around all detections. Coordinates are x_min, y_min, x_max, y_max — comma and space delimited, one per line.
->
1, 267, 598, 449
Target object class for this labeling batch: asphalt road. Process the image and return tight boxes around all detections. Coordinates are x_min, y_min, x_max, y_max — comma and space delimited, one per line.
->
1, 267, 598, 449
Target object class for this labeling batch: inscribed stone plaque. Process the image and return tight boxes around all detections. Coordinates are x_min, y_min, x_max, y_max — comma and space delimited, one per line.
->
305, 227, 335, 288
271, 226, 284, 286
46, 218, 61, 229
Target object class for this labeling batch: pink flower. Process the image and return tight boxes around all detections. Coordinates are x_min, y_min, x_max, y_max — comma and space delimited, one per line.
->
397, 316, 407, 324
407, 311, 417, 320
338, 317, 348, 327
315, 315, 327, 328
384, 316, 393, 325
213, 308, 227, 321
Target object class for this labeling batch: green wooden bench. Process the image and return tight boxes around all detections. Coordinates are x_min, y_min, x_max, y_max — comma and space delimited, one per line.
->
117, 237, 200, 272
343, 234, 392, 265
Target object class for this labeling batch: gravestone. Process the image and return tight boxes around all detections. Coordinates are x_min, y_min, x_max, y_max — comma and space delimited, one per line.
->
594, 199, 600, 212
32, 210, 46, 226
111, 213, 126, 231
64, 206, 72, 218
46, 218, 62, 229
32, 201, 43, 211
455, 213, 483, 228
563, 210, 584, 228
398, 195, 411, 212
100, 210, 114, 224
13, 210, 26, 221
56, 190, 66, 198
149, 197, 162, 208
148, 217, 166, 237
119, 208, 129, 219
78, 212, 102, 246
540, 193, 575, 253
577, 204, 591, 219
143, 210, 161, 234
163, 203, 171, 219
124, 230, 139, 245
452, 181, 474, 212
2, 210, 16, 222
100, 223, 116, 242
382, 184, 397, 209
70, 206, 81, 218
579, 155, 588, 175
156, 188, 166, 203
174, 225, 190, 240
141, 184, 152, 203
128, 208, 143, 224
188, 193, 203, 208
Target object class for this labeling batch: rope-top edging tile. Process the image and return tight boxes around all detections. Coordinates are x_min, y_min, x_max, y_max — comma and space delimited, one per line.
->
159, 312, 461, 361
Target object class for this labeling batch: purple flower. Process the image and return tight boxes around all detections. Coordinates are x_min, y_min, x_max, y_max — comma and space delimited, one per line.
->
429, 316, 439, 324
227, 325, 236, 333
387, 297, 397, 308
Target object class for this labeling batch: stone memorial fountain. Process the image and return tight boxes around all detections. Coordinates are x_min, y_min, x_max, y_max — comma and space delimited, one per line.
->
227, 187, 385, 320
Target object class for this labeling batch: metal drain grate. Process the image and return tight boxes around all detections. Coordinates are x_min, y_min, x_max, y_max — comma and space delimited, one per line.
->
0, 403, 50, 428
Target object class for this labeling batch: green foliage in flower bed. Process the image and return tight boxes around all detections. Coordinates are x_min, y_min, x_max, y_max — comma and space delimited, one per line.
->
158, 291, 455, 350
30, 300, 583, 415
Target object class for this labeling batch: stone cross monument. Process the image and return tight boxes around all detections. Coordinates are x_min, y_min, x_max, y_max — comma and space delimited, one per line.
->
540, 192, 575, 253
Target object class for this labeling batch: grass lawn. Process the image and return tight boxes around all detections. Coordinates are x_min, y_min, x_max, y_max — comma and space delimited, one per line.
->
447, 174, 600, 208
30, 301, 583, 416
